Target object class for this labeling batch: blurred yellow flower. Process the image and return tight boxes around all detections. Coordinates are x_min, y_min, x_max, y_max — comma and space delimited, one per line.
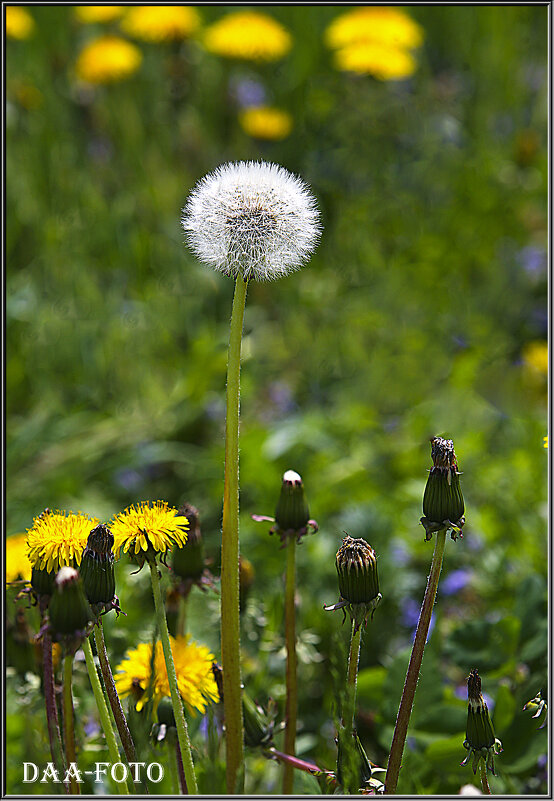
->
121, 5, 200, 42
334, 42, 417, 80
522, 341, 548, 375
204, 11, 291, 62
544, 436, 548, 448
5, 6, 35, 39
115, 635, 219, 715
6, 533, 32, 583
239, 106, 293, 140
74, 6, 125, 24
75, 36, 142, 84
325, 6, 423, 51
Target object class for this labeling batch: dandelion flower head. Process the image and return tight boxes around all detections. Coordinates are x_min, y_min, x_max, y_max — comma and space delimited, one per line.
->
204, 11, 291, 62
6, 6, 35, 39
239, 106, 293, 141
115, 635, 219, 715
522, 340, 548, 375
335, 42, 417, 80
75, 36, 142, 84
74, 6, 125, 24
182, 160, 321, 282
6, 533, 32, 583
544, 436, 548, 449
110, 500, 189, 558
121, 6, 201, 42
325, 6, 423, 51
26, 510, 99, 574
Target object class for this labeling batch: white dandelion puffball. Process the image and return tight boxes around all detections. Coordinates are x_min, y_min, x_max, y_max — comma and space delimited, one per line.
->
181, 160, 321, 282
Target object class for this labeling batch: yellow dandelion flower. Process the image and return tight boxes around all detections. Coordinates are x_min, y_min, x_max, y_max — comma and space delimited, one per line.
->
75, 36, 142, 84
204, 11, 291, 62
325, 6, 423, 51
115, 635, 219, 715
121, 5, 200, 42
334, 42, 417, 80
522, 341, 548, 375
239, 106, 293, 140
111, 500, 188, 558
6, 533, 32, 583
26, 510, 99, 574
5, 6, 35, 39
544, 436, 548, 448
74, 6, 125, 24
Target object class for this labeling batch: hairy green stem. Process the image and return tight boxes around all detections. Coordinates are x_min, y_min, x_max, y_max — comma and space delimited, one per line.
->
93, 621, 145, 793
43, 631, 69, 793
221, 275, 248, 793
282, 535, 298, 794
480, 762, 492, 794
62, 654, 79, 794
345, 622, 362, 730
148, 557, 198, 794
175, 738, 188, 794
384, 529, 447, 794
82, 637, 130, 794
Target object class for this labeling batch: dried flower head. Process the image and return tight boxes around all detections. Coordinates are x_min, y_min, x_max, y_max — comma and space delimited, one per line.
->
182, 160, 321, 282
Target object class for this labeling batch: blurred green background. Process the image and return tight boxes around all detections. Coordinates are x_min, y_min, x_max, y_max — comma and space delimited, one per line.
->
6, 4, 548, 795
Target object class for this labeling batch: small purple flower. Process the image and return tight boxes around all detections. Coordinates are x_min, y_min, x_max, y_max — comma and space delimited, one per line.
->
230, 77, 266, 108
518, 246, 547, 276
441, 568, 473, 596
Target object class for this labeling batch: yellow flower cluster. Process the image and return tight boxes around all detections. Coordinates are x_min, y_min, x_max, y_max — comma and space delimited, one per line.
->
121, 5, 200, 42
75, 35, 142, 84
204, 11, 291, 62
74, 6, 125, 24
325, 6, 423, 80
6, 533, 32, 583
26, 510, 99, 573
115, 635, 219, 715
5, 6, 35, 39
239, 106, 293, 140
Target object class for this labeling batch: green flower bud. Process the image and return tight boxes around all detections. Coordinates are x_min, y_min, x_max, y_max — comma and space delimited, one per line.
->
31, 565, 56, 596
330, 535, 382, 631
461, 669, 502, 775
243, 692, 274, 748
172, 503, 204, 580
80, 524, 116, 605
49, 566, 92, 640
421, 437, 465, 540
275, 470, 310, 533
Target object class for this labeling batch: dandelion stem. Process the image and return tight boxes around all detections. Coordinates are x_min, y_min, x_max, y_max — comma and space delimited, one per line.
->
384, 529, 446, 794
283, 535, 298, 794
82, 637, 130, 794
221, 275, 248, 793
148, 557, 198, 794
175, 737, 188, 794
166, 737, 179, 795
42, 628, 69, 793
480, 762, 492, 794
93, 620, 145, 792
345, 621, 362, 729
62, 653, 79, 795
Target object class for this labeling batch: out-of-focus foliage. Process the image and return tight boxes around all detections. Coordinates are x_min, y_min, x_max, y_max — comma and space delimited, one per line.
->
6, 5, 547, 795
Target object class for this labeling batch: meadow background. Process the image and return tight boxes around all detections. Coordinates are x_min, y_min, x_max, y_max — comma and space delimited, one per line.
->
6, 4, 548, 795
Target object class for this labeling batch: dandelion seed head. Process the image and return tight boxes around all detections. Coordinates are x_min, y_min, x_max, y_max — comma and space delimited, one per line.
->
182, 160, 321, 282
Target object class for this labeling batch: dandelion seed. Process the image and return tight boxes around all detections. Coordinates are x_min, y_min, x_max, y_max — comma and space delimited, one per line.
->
182, 160, 321, 282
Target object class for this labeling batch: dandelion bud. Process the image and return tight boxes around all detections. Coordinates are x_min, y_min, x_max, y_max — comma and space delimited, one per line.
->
326, 536, 381, 631
242, 692, 274, 748
461, 669, 502, 775
172, 504, 204, 581
275, 470, 310, 533
48, 566, 92, 640
421, 437, 465, 540
31, 566, 56, 596
80, 524, 116, 605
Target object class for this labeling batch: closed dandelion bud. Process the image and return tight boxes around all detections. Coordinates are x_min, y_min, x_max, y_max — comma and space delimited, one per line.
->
80, 524, 116, 605
275, 470, 310, 533
242, 692, 274, 748
461, 669, 502, 775
332, 535, 381, 631
49, 566, 92, 639
172, 504, 204, 580
31, 566, 56, 596
421, 437, 465, 540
